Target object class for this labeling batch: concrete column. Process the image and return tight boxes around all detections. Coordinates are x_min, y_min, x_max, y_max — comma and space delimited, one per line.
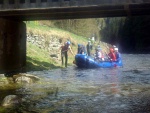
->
0, 18, 26, 74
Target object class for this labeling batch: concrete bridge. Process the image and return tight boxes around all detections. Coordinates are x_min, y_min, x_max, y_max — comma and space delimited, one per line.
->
0, 0, 150, 74
0, 0, 150, 20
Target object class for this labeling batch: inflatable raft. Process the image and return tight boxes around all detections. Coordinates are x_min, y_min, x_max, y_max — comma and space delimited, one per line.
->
75, 54, 123, 68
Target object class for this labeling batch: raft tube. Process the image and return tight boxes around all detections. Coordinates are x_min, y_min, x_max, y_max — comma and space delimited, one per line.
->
75, 54, 123, 68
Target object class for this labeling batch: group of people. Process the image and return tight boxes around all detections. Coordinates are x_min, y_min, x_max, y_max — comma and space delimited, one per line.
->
60, 39, 121, 68
94, 45, 121, 62
60, 40, 93, 67
77, 41, 121, 62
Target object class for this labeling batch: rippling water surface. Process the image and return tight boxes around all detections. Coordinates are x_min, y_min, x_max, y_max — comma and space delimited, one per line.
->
2, 54, 150, 113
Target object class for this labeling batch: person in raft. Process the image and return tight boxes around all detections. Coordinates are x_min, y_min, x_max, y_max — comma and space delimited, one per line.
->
108, 48, 117, 61
114, 47, 121, 61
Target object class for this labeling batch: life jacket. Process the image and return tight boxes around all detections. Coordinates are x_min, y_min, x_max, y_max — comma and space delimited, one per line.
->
61, 45, 69, 52
115, 52, 121, 60
101, 51, 104, 58
96, 51, 104, 59
108, 52, 116, 61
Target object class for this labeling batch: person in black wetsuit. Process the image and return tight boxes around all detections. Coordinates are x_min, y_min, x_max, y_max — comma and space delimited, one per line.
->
86, 41, 92, 56
78, 44, 86, 55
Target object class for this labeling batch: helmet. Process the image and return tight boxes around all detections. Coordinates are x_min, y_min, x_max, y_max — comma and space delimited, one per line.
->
96, 47, 101, 51
78, 44, 81, 47
97, 45, 100, 48
66, 41, 71, 45
114, 47, 118, 51
110, 48, 114, 52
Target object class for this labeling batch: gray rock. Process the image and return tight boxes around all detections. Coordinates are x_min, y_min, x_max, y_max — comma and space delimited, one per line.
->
14, 73, 40, 84
15, 76, 33, 84
2, 95, 21, 107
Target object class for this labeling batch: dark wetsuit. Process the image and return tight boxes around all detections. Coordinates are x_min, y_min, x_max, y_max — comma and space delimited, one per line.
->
61, 45, 69, 67
78, 45, 86, 54
86, 44, 92, 56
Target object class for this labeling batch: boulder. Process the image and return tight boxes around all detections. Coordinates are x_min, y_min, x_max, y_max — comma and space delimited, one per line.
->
15, 76, 33, 84
13, 73, 40, 84
2, 95, 21, 107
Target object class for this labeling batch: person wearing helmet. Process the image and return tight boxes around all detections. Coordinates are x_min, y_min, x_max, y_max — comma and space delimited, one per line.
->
66, 41, 71, 45
108, 48, 116, 61
114, 47, 121, 61
95, 47, 104, 61
86, 41, 92, 56
78, 44, 86, 54
60, 41, 74, 67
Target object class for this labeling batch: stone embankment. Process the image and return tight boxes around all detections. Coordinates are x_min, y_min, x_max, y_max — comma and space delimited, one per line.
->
27, 33, 62, 60
27, 32, 111, 58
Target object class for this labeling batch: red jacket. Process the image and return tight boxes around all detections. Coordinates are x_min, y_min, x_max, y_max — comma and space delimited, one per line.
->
108, 52, 116, 61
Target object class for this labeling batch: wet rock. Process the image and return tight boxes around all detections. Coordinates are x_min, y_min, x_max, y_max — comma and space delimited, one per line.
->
2, 95, 21, 107
7, 77, 17, 84
15, 76, 33, 84
14, 73, 40, 84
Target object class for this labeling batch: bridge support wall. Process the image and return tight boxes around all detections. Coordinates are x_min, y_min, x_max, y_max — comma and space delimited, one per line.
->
0, 19, 26, 74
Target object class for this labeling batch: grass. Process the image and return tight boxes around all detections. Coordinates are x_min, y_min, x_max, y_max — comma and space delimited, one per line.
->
26, 21, 88, 45
26, 21, 90, 71
26, 42, 61, 71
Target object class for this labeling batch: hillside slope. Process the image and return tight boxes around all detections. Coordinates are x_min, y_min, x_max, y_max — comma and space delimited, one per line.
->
26, 22, 88, 71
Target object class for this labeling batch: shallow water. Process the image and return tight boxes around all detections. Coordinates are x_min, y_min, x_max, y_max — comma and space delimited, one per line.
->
1, 54, 150, 113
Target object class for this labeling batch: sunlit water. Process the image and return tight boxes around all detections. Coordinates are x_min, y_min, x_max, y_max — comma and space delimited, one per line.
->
1, 54, 150, 113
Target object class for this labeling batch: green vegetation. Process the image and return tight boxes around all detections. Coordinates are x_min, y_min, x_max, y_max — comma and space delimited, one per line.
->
38, 19, 103, 39
26, 42, 61, 71
26, 21, 88, 44
26, 21, 89, 71
0, 107, 6, 113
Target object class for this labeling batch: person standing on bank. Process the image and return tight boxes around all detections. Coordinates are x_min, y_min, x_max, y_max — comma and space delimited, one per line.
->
60, 41, 74, 67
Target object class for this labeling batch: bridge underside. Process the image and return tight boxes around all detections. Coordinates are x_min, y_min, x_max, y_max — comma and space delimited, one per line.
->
1, 3, 150, 20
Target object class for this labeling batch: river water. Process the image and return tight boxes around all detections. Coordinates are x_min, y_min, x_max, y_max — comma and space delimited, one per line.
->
1, 54, 150, 113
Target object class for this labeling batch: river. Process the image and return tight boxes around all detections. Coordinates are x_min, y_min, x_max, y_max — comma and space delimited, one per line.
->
1, 54, 150, 113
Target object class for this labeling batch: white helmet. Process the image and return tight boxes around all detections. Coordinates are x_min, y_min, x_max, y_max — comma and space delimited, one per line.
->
114, 47, 118, 51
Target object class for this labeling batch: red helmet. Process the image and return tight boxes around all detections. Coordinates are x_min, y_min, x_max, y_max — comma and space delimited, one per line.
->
110, 48, 114, 52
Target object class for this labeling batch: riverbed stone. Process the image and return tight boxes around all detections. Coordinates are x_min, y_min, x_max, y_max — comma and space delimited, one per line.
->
2, 95, 21, 107
13, 73, 40, 84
